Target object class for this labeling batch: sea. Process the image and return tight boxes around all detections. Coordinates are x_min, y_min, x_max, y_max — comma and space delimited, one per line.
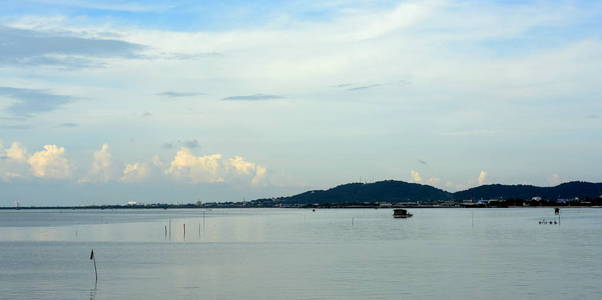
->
1, 208, 601, 300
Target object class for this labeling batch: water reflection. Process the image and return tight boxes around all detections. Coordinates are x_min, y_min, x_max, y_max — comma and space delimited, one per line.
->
89, 282, 97, 300
1, 208, 602, 300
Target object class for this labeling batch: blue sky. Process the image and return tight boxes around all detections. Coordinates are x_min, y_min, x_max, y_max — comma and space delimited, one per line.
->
1, 0, 601, 205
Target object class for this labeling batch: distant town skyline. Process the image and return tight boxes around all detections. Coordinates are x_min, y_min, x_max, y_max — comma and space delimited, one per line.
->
1, 0, 601, 205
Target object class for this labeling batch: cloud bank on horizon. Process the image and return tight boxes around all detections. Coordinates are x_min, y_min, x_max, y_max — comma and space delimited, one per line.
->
0, 141, 267, 185
1, 0, 601, 204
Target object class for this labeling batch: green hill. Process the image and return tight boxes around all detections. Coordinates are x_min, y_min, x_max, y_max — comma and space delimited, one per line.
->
267, 180, 452, 204
454, 181, 602, 200
255, 180, 602, 204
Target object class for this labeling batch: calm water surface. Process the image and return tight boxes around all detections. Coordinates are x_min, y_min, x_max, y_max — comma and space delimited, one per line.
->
1, 208, 601, 299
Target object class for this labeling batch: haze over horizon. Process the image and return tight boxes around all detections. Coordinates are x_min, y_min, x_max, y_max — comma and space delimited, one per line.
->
1, 0, 601, 205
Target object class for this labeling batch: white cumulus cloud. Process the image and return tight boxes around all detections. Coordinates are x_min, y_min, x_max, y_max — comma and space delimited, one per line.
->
251, 165, 267, 186
4, 142, 28, 162
165, 148, 268, 185
427, 177, 440, 185
228, 156, 268, 185
478, 170, 488, 185
1, 142, 29, 180
410, 170, 422, 183
548, 174, 562, 186
228, 156, 256, 174
120, 162, 150, 182
165, 148, 224, 183
28, 145, 71, 179
80, 144, 113, 183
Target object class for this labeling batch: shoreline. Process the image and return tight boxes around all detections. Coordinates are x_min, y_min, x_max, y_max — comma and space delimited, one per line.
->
1, 204, 601, 210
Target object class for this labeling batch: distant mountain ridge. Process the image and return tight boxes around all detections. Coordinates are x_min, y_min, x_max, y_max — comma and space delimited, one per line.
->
276, 180, 451, 205
256, 180, 602, 204
455, 181, 602, 200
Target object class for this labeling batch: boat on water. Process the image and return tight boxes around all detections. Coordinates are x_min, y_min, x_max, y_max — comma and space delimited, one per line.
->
393, 209, 413, 218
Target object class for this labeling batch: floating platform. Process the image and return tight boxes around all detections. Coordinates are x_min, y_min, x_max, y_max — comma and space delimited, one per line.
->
393, 209, 413, 218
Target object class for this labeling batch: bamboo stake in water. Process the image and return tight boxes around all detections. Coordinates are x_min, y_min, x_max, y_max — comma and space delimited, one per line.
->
472, 211, 474, 228
90, 249, 97, 282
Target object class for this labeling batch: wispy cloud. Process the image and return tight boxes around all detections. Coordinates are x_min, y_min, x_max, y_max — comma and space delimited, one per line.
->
0, 116, 28, 122
157, 52, 221, 60
0, 26, 146, 68
27, 0, 173, 13
332, 83, 352, 88
158, 91, 205, 98
0, 86, 73, 117
58, 122, 78, 128
334, 80, 408, 92
346, 84, 382, 91
0, 124, 32, 130
222, 94, 284, 101
182, 139, 200, 149
163, 139, 200, 149
441, 130, 497, 136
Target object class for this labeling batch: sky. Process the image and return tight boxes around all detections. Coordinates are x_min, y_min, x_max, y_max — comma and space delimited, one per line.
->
1, 0, 601, 205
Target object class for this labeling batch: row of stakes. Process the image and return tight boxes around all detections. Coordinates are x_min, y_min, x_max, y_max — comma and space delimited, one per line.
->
539, 208, 561, 225
89, 212, 209, 284
165, 214, 207, 240
539, 218, 560, 225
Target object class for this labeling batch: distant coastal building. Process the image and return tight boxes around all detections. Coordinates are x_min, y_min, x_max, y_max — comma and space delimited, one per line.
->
531, 196, 542, 201
127, 201, 137, 206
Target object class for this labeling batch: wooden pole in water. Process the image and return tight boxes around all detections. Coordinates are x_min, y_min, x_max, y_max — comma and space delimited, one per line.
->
183, 224, 186, 239
90, 249, 97, 282
164, 225, 167, 238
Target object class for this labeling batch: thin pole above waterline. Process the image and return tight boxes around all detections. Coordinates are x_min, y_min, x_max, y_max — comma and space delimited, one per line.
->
90, 249, 98, 282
